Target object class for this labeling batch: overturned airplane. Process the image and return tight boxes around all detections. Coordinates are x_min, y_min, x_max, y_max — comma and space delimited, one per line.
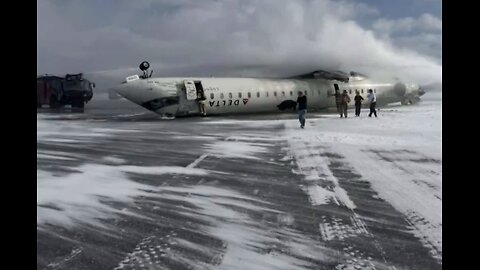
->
111, 61, 425, 118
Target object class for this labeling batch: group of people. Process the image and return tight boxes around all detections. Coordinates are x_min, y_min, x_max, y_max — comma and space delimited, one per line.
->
296, 88, 377, 129
334, 89, 377, 118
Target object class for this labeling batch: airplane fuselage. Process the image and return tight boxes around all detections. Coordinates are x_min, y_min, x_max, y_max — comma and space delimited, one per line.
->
113, 75, 417, 117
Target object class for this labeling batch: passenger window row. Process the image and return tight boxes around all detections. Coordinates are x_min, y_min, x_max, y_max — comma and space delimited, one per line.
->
209, 90, 309, 99
343, 89, 377, 95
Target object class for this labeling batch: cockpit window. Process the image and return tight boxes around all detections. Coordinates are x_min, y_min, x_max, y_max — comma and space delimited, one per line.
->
210, 93, 214, 99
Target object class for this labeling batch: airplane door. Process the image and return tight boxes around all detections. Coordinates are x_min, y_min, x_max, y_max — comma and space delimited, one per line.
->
184, 80, 197, 100
326, 83, 338, 96
332, 83, 339, 94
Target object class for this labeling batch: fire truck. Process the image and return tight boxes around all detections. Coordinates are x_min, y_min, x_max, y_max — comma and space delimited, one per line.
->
37, 73, 94, 110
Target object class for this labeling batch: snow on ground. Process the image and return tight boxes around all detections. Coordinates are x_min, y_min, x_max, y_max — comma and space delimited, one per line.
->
37, 115, 210, 229
207, 100, 442, 261
37, 163, 210, 228
283, 100, 442, 260
37, 98, 442, 266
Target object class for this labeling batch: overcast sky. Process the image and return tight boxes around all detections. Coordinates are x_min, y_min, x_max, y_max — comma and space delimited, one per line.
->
37, 0, 442, 87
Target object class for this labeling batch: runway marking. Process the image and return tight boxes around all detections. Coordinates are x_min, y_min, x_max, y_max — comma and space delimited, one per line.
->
187, 153, 209, 168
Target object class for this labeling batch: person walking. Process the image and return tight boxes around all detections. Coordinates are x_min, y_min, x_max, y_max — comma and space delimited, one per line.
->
367, 89, 377, 117
334, 89, 342, 117
354, 91, 364, 116
340, 90, 351, 118
197, 89, 207, 116
297, 91, 307, 128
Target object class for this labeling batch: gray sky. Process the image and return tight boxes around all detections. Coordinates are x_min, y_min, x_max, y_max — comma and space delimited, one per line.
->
37, 0, 442, 87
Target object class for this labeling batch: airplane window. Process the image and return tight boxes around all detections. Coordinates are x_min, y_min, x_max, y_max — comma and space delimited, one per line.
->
361, 89, 364, 94
349, 89, 352, 94
274, 91, 277, 97
229, 92, 232, 98
305, 90, 308, 96
317, 90, 321, 95
248, 92, 251, 98
220, 93, 224, 99
210, 93, 214, 99
257, 92, 260, 98
374, 89, 376, 93
281, 91, 285, 97
290, 91, 293, 96
266, 92, 269, 97
238, 92, 242, 98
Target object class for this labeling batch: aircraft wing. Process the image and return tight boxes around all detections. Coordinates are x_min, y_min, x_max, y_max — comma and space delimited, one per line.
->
349, 71, 368, 79
289, 70, 350, 82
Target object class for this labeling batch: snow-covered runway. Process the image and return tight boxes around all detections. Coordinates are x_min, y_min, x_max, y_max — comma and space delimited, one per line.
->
37, 99, 441, 269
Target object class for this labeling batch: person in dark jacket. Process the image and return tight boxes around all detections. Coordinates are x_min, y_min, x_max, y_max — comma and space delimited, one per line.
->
354, 91, 364, 116
334, 89, 342, 117
340, 90, 351, 118
296, 91, 307, 128
367, 89, 377, 117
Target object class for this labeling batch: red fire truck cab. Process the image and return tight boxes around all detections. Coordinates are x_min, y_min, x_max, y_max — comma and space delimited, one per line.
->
37, 73, 94, 110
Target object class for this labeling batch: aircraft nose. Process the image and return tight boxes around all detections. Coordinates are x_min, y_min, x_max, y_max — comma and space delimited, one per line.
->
110, 81, 138, 100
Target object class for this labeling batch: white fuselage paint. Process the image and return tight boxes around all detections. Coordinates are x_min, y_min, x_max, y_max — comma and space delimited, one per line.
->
113, 76, 417, 117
